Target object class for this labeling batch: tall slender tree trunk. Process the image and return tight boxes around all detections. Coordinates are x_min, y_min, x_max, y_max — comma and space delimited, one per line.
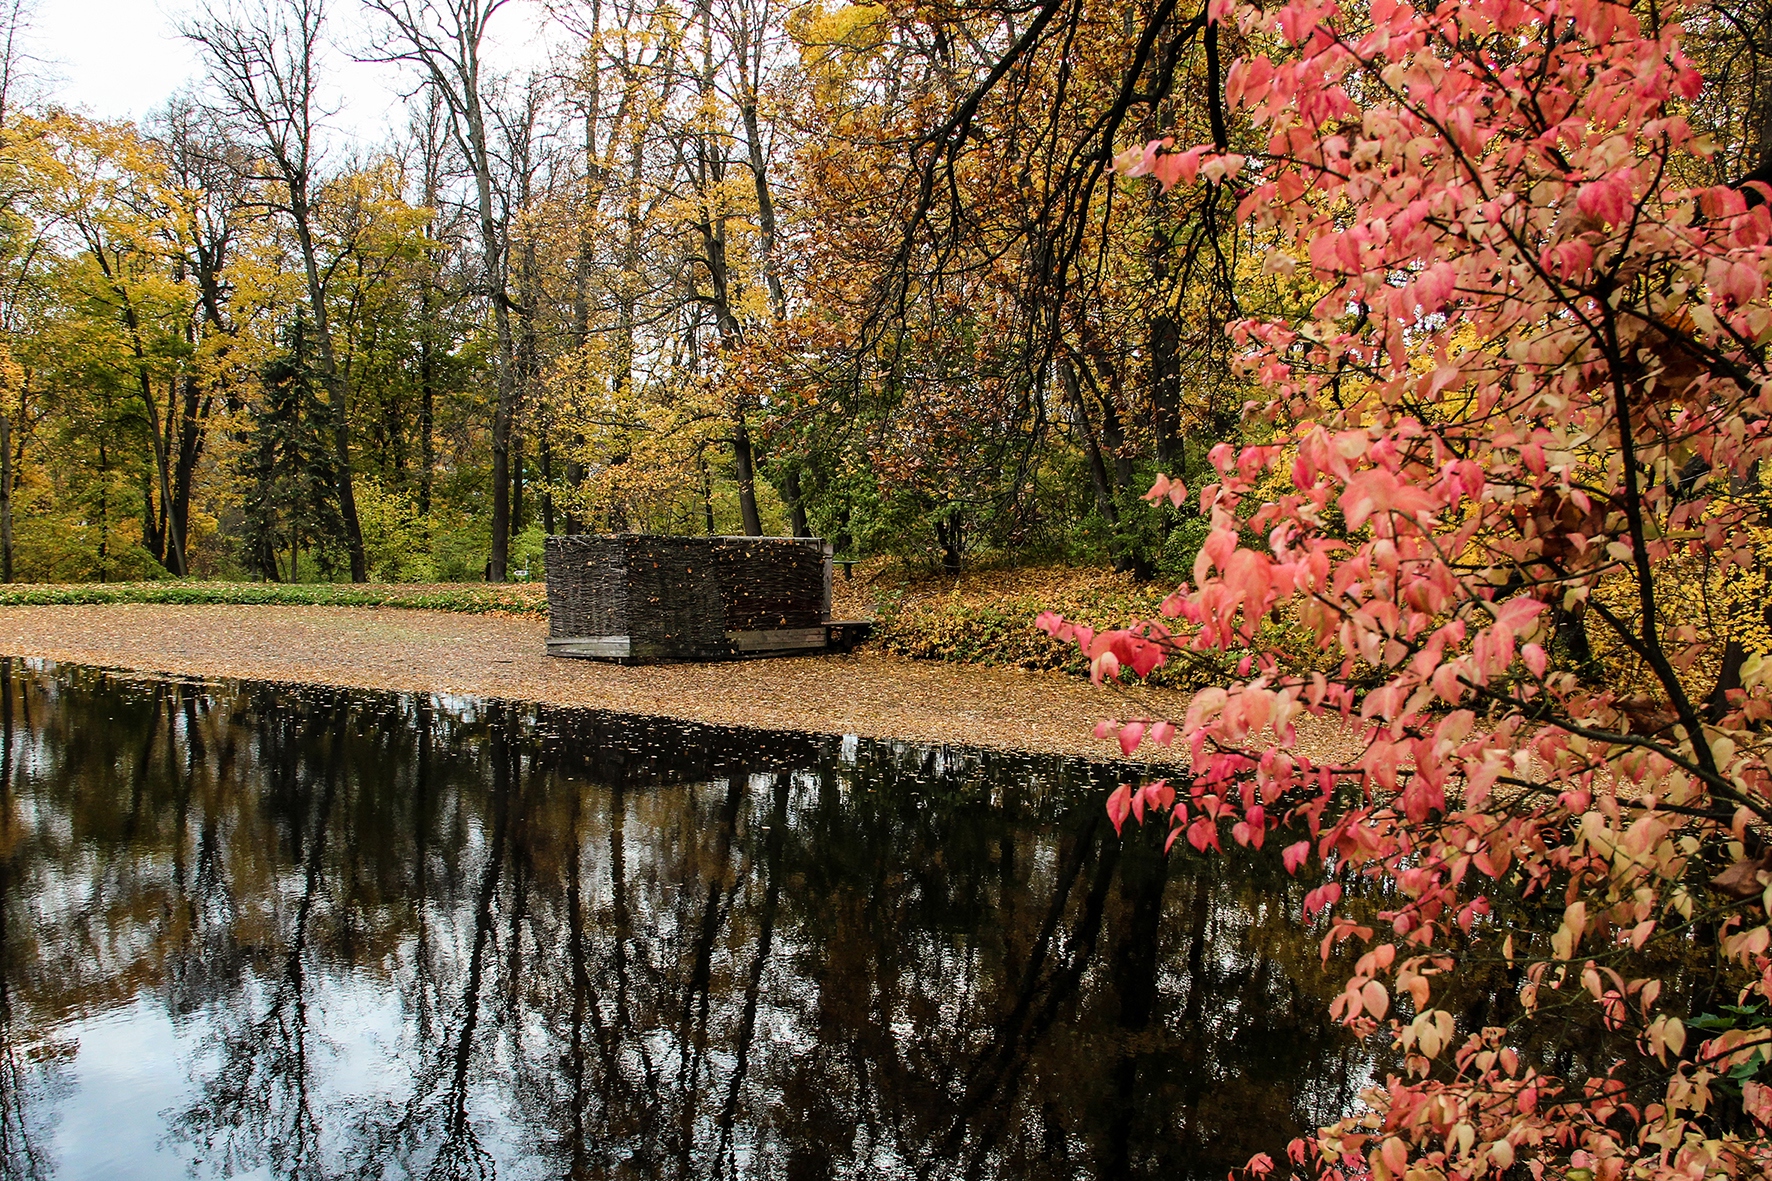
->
292, 203, 366, 582
418, 330, 435, 518
732, 414, 762, 537
415, 104, 444, 526
172, 374, 207, 576
363, 1, 518, 576
1148, 230, 1186, 474
111, 283, 189, 577
512, 229, 540, 548
1059, 354, 1119, 528
690, 0, 762, 536
485, 284, 515, 574
740, 100, 785, 317
700, 450, 716, 535
784, 469, 808, 538
96, 437, 109, 584
186, 0, 366, 581
539, 435, 555, 537
510, 433, 524, 539
467, 116, 517, 580
136, 365, 186, 576
0, 412, 11, 584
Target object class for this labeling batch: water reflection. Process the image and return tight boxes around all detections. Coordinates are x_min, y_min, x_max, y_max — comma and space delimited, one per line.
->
0, 660, 1364, 1179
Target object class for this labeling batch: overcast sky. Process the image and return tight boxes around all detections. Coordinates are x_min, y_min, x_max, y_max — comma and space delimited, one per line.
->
27, 0, 554, 152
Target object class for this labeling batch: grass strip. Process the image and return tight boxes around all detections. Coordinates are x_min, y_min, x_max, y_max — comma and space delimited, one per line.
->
0, 581, 549, 615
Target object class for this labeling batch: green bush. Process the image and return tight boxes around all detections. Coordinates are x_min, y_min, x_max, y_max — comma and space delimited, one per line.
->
0, 580, 548, 614
510, 525, 547, 580
355, 478, 436, 583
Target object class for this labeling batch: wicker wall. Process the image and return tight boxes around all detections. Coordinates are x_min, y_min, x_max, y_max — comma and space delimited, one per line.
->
545, 534, 832, 662
708, 537, 828, 629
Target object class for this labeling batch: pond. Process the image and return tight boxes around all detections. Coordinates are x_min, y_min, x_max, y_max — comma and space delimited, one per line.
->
0, 659, 1368, 1180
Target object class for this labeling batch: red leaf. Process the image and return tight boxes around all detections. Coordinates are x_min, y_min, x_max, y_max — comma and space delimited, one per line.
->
1118, 721, 1146, 756
1303, 882, 1342, 920
1106, 784, 1133, 837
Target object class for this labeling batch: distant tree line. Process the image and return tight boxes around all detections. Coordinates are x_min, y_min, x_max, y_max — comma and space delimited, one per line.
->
0, 0, 1766, 582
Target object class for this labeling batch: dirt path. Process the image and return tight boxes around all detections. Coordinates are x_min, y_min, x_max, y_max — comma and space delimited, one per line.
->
0, 603, 1214, 760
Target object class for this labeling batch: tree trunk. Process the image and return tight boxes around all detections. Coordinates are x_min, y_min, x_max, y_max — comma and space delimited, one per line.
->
740, 99, 785, 319
511, 226, 540, 548
113, 284, 188, 577
732, 414, 763, 537
540, 433, 555, 537
172, 374, 207, 576
1077, 325, 1139, 498
289, 194, 366, 582
1059, 354, 1119, 527
96, 437, 109, 584
487, 308, 515, 579
511, 432, 524, 539
700, 450, 716, 535
139, 366, 186, 576
419, 330, 435, 519
469, 114, 517, 581
1150, 308, 1184, 474
1, 412, 12, 583
784, 468, 808, 538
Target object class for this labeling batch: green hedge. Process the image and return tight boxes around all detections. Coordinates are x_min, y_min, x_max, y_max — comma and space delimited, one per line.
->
0, 581, 549, 614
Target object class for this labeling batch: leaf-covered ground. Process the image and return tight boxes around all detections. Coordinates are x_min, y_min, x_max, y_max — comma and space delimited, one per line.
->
1, 564, 1179, 678
0, 602, 1213, 760
0, 563, 1241, 689
835, 559, 1264, 689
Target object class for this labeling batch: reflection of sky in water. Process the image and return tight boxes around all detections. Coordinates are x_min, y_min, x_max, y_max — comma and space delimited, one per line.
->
58, 1001, 191, 1180
0, 662, 1373, 1180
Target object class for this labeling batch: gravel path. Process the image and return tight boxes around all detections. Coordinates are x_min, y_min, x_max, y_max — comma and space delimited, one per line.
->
0, 604, 1224, 760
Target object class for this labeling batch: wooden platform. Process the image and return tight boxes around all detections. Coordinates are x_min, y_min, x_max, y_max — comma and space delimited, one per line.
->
825, 620, 873, 653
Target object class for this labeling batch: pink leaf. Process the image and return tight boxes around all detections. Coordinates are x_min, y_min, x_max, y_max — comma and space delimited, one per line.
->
1522, 643, 1547, 678
1118, 721, 1147, 756
1106, 784, 1133, 836
1303, 882, 1342, 920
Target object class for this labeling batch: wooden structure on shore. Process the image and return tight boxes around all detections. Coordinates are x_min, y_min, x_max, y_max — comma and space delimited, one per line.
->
544, 534, 869, 663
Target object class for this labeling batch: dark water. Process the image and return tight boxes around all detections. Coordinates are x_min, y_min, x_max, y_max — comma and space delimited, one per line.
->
0, 660, 1366, 1180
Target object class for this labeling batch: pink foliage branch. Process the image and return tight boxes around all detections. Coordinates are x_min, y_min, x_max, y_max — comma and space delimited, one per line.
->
1048, 0, 1772, 1176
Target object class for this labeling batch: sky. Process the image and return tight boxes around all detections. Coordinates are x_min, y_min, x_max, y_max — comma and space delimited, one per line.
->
27, 0, 555, 151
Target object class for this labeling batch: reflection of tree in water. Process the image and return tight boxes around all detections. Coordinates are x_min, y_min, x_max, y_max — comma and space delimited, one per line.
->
3, 665, 1409, 1180
0, 661, 57, 1181
484, 737, 1364, 1181
349, 708, 517, 1181
175, 702, 347, 1179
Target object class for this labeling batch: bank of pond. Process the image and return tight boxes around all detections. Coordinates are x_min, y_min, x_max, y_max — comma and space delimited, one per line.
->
0, 661, 1533, 1178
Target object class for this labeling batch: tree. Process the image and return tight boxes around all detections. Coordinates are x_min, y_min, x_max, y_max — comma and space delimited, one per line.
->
239, 311, 344, 580
1042, 0, 1772, 1176
35, 114, 205, 576
541, 0, 793, 538
152, 99, 257, 576
185, 0, 370, 582
361, 0, 522, 577
0, 0, 31, 585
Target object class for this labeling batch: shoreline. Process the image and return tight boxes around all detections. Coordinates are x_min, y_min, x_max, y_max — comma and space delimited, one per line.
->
0, 603, 1195, 761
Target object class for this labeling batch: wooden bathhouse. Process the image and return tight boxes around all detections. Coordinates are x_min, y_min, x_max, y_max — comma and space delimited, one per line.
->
544, 534, 866, 663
